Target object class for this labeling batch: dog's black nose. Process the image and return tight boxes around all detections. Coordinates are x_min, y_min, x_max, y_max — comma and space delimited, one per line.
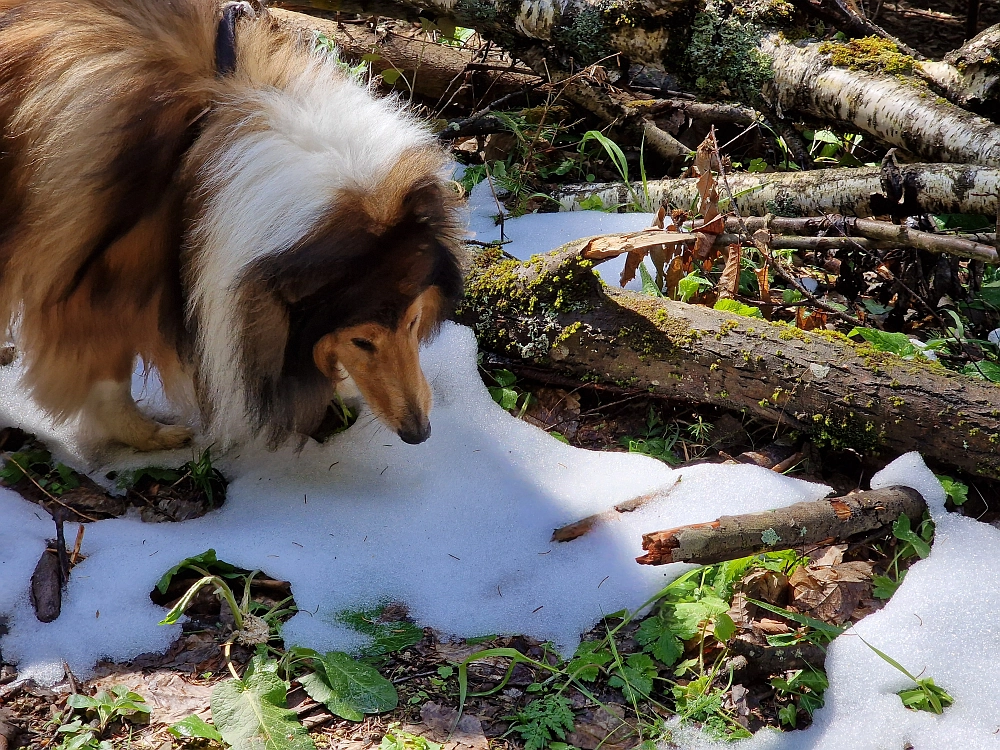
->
397, 419, 431, 445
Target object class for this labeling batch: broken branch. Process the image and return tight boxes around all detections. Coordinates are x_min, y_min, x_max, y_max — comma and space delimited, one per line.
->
636, 486, 926, 565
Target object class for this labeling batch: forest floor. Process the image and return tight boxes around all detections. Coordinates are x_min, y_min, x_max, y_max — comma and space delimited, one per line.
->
4, 0, 1000, 748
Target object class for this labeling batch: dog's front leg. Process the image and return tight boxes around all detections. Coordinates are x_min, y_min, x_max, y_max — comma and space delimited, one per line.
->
78, 380, 192, 451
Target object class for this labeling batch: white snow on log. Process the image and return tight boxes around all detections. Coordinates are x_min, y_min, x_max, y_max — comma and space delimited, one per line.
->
467, 180, 660, 288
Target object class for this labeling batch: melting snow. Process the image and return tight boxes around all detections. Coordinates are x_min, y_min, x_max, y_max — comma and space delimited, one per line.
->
0, 196, 997, 746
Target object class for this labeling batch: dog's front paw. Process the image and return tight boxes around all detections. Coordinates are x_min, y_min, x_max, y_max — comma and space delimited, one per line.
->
137, 422, 194, 451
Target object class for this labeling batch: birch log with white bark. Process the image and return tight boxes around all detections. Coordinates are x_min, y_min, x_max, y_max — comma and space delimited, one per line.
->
553, 163, 1000, 219
763, 38, 1000, 168
277, 0, 1000, 165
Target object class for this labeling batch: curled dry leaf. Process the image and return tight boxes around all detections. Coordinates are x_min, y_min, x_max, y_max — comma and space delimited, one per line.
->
580, 229, 697, 287
717, 243, 742, 299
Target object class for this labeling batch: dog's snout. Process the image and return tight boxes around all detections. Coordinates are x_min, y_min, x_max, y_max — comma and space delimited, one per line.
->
397, 416, 431, 445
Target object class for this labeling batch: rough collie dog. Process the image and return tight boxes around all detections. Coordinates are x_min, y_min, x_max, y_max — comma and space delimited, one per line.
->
0, 0, 464, 451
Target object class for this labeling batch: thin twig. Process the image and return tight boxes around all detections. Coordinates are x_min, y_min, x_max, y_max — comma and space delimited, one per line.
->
7, 458, 100, 523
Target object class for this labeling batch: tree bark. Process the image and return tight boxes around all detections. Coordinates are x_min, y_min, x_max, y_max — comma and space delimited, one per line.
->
763, 38, 1000, 168
270, 8, 538, 106
276, 1, 1000, 164
919, 24, 1000, 119
457, 242, 1000, 479
552, 163, 1000, 219
636, 486, 926, 565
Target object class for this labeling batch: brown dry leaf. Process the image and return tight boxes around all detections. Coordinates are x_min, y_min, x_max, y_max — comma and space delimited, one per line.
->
566, 704, 637, 750
693, 137, 721, 221
652, 205, 667, 230
790, 559, 874, 624
664, 255, 685, 299
401, 702, 489, 750
796, 306, 828, 331
89, 671, 214, 723
692, 214, 725, 260
754, 617, 791, 635
754, 266, 770, 300
581, 231, 695, 261
741, 568, 788, 605
524, 387, 581, 438
728, 590, 751, 628
717, 243, 742, 299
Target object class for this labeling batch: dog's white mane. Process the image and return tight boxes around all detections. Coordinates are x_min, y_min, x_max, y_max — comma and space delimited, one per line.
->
187, 61, 434, 445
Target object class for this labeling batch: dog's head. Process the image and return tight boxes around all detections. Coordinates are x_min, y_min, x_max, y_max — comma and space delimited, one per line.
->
243, 161, 464, 446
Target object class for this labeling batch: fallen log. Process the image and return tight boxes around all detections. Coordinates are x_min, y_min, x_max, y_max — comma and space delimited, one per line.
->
456, 242, 1000, 478
635, 486, 926, 565
553, 163, 1000, 220
763, 38, 1000, 168
269, 9, 538, 107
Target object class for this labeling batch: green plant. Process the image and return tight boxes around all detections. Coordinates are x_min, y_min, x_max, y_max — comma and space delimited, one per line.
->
578, 131, 652, 211
771, 668, 828, 727
851, 633, 954, 714
872, 513, 934, 599
935, 474, 969, 506
1, 448, 81, 496
620, 408, 681, 465
505, 693, 576, 750
677, 272, 713, 303
157, 550, 293, 646
485, 368, 534, 417
56, 686, 151, 750
381, 724, 442, 750
117, 448, 227, 508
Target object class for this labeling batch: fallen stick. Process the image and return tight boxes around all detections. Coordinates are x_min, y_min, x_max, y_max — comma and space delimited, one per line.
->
552, 479, 679, 542
636, 486, 926, 566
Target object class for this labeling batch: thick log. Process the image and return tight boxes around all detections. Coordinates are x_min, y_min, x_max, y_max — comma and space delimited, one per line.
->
456, 243, 1000, 478
763, 38, 1000, 168
636, 486, 926, 565
553, 163, 1000, 219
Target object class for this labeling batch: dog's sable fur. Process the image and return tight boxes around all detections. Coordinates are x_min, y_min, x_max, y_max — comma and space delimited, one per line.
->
0, 0, 464, 450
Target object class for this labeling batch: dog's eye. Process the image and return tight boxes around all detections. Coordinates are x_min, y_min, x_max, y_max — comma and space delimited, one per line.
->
351, 338, 376, 353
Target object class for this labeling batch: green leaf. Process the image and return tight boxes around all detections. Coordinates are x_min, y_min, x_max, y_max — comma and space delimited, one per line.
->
298, 652, 397, 722
638, 263, 663, 297
636, 616, 684, 667
782, 288, 803, 304
713, 299, 763, 319
748, 158, 768, 173
491, 369, 517, 388
169, 715, 224, 741
577, 195, 605, 211
961, 360, 1000, 382
507, 694, 575, 750
336, 606, 424, 657
892, 514, 931, 559
777, 702, 797, 727
811, 129, 842, 146
381, 68, 402, 85
713, 613, 736, 642
211, 668, 314, 750
677, 273, 711, 303
872, 573, 903, 599
747, 599, 846, 640
567, 641, 613, 681
847, 327, 921, 359
66, 694, 100, 710
155, 549, 237, 594
380, 726, 442, 750
936, 475, 969, 506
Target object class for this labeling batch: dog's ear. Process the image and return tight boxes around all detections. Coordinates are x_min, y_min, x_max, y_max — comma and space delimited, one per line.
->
400, 181, 447, 226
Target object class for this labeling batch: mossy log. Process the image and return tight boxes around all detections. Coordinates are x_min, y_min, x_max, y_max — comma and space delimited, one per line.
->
763, 38, 1000, 168
636, 486, 926, 565
456, 243, 1000, 479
